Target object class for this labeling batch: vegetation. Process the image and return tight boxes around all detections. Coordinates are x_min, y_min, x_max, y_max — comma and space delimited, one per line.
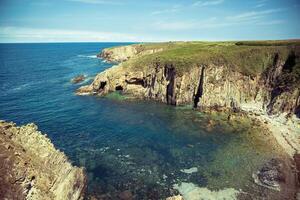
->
235, 40, 300, 46
121, 40, 300, 77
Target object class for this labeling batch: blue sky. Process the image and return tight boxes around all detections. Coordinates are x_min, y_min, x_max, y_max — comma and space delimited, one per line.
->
0, 0, 299, 42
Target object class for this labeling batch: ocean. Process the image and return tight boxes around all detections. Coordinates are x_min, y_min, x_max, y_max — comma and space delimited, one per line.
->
0, 43, 279, 199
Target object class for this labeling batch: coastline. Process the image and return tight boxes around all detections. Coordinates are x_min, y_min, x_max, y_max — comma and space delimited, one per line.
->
240, 102, 300, 157
80, 42, 300, 158
76, 42, 300, 199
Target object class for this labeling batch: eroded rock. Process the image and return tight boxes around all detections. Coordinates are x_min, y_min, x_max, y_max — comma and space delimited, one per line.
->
77, 44, 300, 157
0, 121, 86, 200
71, 75, 85, 84
252, 158, 285, 191
99, 44, 164, 63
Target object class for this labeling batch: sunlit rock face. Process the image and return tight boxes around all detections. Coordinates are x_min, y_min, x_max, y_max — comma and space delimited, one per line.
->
77, 45, 300, 157
80, 45, 300, 117
0, 120, 86, 200
74, 43, 300, 198
99, 44, 163, 63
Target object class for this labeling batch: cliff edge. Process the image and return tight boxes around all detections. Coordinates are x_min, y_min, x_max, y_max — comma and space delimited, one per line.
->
0, 120, 86, 200
77, 41, 300, 157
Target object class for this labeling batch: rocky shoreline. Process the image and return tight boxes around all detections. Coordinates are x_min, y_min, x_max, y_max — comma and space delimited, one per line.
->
77, 42, 300, 199
0, 120, 86, 200
78, 43, 299, 156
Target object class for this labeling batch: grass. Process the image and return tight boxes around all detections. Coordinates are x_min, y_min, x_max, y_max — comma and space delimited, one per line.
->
119, 40, 300, 77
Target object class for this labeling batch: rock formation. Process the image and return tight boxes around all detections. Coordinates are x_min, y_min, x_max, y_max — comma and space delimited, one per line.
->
77, 42, 300, 156
99, 44, 164, 63
252, 157, 299, 199
79, 45, 300, 116
252, 158, 288, 191
0, 120, 86, 200
78, 42, 300, 198
71, 75, 85, 84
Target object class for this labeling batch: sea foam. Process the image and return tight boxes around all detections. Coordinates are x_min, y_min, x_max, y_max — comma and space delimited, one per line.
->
77, 55, 98, 59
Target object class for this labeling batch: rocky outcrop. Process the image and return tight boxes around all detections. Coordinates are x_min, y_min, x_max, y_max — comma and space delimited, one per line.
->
78, 51, 299, 113
71, 75, 85, 84
77, 44, 300, 155
252, 157, 299, 199
99, 45, 138, 63
99, 44, 164, 63
252, 159, 286, 191
0, 120, 86, 200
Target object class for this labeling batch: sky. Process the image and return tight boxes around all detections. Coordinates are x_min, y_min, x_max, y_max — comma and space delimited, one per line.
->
0, 0, 299, 42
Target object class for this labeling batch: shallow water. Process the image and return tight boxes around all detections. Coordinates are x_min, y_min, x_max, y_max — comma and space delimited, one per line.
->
0, 43, 280, 199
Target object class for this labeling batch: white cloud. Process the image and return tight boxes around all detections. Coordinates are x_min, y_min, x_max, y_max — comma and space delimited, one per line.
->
66, 0, 122, 5
255, 0, 268, 8
226, 9, 282, 22
153, 17, 231, 31
255, 20, 285, 25
151, 5, 182, 15
154, 21, 196, 31
153, 7, 284, 32
0, 27, 137, 42
255, 3, 265, 8
193, 0, 224, 7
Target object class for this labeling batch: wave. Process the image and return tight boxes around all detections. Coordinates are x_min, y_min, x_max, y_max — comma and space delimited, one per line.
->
11, 83, 31, 91
77, 55, 98, 59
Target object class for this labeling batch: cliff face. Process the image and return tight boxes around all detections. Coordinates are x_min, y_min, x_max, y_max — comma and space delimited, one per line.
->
79, 47, 300, 118
77, 42, 300, 157
0, 120, 86, 200
99, 44, 164, 63
99, 45, 138, 62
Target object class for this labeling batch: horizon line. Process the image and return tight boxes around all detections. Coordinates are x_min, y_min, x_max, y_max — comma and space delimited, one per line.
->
0, 38, 299, 44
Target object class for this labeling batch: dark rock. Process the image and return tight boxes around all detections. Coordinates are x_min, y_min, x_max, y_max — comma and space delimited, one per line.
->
293, 154, 300, 184
71, 75, 85, 84
253, 158, 285, 191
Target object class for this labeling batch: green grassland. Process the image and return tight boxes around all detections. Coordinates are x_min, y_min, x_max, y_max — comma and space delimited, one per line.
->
120, 40, 300, 77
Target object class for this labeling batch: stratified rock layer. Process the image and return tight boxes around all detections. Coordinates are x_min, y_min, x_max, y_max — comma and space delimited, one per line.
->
0, 120, 86, 200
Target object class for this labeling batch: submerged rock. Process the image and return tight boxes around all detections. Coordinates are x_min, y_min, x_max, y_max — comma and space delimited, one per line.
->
166, 195, 184, 200
0, 120, 86, 200
252, 158, 285, 191
71, 75, 85, 84
180, 167, 198, 174
173, 182, 239, 200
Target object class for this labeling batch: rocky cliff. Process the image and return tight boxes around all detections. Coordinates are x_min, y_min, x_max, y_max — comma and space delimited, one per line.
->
99, 43, 165, 63
80, 42, 300, 115
78, 41, 300, 156
0, 120, 86, 200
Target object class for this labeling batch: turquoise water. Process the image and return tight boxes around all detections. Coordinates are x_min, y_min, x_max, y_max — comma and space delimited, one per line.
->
0, 43, 279, 199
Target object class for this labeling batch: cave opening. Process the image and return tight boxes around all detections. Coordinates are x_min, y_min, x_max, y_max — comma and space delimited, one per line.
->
100, 81, 107, 89
125, 78, 145, 86
115, 85, 123, 91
